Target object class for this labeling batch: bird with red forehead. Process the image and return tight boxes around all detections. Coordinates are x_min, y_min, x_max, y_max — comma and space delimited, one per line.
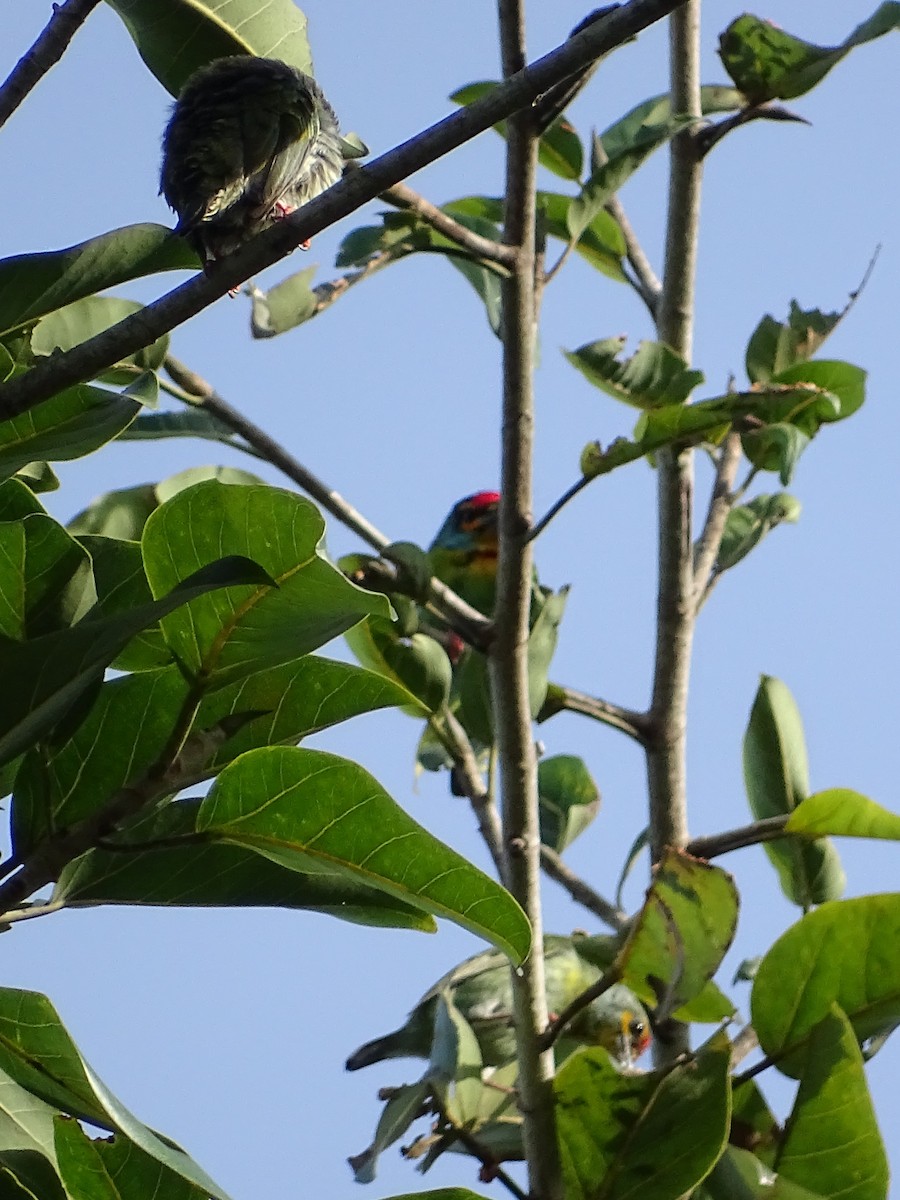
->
427, 491, 500, 618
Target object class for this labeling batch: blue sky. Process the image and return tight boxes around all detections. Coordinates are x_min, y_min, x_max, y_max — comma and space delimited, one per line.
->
1, 2, 898, 1196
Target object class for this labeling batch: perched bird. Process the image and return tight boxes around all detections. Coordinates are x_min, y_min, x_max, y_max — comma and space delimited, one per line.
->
160, 55, 343, 264
428, 491, 501, 618
345, 936, 651, 1073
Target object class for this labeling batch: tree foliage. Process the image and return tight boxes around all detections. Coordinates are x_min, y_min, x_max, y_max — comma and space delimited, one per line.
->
0, 2, 897, 1199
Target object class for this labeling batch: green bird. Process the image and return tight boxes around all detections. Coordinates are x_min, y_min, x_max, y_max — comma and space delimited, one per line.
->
345, 936, 651, 1072
428, 490, 501, 619
160, 55, 343, 264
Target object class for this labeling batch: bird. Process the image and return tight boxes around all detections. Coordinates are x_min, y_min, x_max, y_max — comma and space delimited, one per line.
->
345, 935, 651, 1073
160, 55, 343, 265
428, 491, 501, 619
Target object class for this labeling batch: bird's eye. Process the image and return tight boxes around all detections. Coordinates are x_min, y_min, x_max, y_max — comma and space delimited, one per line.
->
630, 1020, 646, 1041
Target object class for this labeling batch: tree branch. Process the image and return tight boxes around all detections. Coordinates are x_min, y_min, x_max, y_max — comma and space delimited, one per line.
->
645, 0, 703, 1066
691, 429, 741, 608
0, 0, 101, 129
538, 845, 628, 932
381, 182, 516, 267
686, 815, 790, 860
490, 2, 564, 1197
430, 707, 505, 873
537, 683, 650, 745
0, 0, 688, 422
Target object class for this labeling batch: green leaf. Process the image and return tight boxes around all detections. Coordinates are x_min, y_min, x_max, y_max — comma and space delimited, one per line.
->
31, 297, 168, 381
0, 226, 196, 338
380, 1189, 491, 1200
751, 894, 900, 1077
54, 1116, 213, 1200
537, 754, 600, 853
142, 482, 390, 688
105, 0, 314, 95
702, 1147, 825, 1200
0, 386, 141, 482
249, 265, 320, 336
431, 993, 483, 1120
786, 789, 900, 841
673, 979, 736, 1024
197, 745, 531, 960
0, 555, 270, 772
555, 1034, 731, 1200
0, 509, 94, 640
449, 82, 583, 181
527, 587, 568, 717
742, 675, 845, 906
620, 848, 739, 1017
0, 1149, 67, 1200
54, 798, 432, 930
775, 1006, 888, 1200
745, 301, 848, 384
565, 338, 704, 409
115, 409, 251, 452
345, 618, 449, 715
716, 493, 801, 573
719, 7, 900, 104
347, 1081, 433, 1184
771, 361, 865, 423
597, 86, 745, 161
0, 989, 231, 1198
740, 423, 809, 485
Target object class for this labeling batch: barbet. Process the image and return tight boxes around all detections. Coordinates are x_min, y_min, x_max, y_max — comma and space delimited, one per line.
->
346, 936, 651, 1073
160, 55, 342, 264
428, 491, 501, 618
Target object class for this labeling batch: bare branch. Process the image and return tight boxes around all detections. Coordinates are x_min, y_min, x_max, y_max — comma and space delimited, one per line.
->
0, 0, 688, 423
526, 476, 591, 543
537, 684, 650, 746
430, 708, 505, 873
381, 181, 516, 267
686, 815, 790, 860
539, 845, 628, 932
691, 429, 742, 608
0, 0, 101, 129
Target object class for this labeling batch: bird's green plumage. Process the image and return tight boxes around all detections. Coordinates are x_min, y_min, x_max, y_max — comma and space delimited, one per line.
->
160, 56, 342, 262
428, 492, 500, 617
345, 935, 650, 1072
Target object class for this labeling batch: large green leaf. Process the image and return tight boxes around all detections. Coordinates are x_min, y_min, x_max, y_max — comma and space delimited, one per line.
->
701, 1147, 825, 1200
0, 226, 195, 339
105, 0, 314, 95
197, 745, 531, 960
55, 1117, 212, 1200
344, 617, 450, 715
751, 895, 900, 1077
0, 1148, 67, 1200
745, 301, 849, 384
142, 482, 390, 688
0, 989, 231, 1198
775, 1006, 888, 1200
54, 798, 432, 930
742, 676, 845, 906
0, 386, 141, 482
620, 849, 738, 1018
719, 6, 900, 104
0, 510, 93, 640
0, 555, 270, 772
555, 1035, 731, 1200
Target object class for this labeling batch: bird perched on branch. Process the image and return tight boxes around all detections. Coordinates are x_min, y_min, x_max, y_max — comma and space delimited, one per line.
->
160, 55, 343, 264
428, 491, 501, 619
345, 936, 651, 1073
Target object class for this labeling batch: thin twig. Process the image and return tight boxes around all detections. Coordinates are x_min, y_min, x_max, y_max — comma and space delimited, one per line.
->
431, 1095, 529, 1200
537, 684, 650, 745
0, 0, 689, 423
730, 1023, 760, 1069
0, 900, 66, 926
526, 476, 591, 544
0, 0, 101, 129
381, 182, 516, 267
430, 708, 505, 873
691, 429, 742, 609
539, 845, 628, 932
686, 815, 789, 860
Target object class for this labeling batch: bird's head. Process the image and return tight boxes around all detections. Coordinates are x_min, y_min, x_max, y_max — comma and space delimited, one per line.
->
430, 491, 500, 556
583, 984, 652, 1070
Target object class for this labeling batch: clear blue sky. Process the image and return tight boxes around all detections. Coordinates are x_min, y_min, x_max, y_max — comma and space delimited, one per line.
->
1, 2, 897, 1196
